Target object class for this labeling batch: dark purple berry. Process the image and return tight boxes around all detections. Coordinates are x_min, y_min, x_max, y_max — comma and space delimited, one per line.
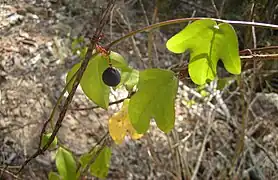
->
102, 67, 121, 87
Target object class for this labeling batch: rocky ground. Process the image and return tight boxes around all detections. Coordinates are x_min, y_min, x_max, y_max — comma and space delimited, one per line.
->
1, 0, 278, 180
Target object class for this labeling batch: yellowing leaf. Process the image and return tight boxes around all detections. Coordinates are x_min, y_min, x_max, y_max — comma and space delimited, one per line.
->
109, 100, 143, 144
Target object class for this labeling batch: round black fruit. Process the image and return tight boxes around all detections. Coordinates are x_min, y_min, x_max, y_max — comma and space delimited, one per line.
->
102, 67, 121, 87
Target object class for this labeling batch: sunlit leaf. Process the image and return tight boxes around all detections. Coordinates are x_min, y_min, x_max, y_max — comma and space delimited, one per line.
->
109, 99, 143, 144
89, 146, 111, 179
129, 69, 178, 134
55, 147, 77, 180
217, 23, 241, 75
166, 19, 241, 85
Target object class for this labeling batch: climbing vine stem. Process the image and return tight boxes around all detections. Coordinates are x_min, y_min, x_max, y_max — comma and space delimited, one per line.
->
106, 17, 278, 49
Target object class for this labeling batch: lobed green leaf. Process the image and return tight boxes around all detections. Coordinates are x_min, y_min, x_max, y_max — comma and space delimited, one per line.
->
129, 69, 178, 133
166, 19, 241, 85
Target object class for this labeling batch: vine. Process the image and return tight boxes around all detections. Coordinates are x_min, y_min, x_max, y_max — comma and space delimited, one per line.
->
17, 1, 278, 179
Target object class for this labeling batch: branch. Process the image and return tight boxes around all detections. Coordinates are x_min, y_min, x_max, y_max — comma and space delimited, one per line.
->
241, 54, 278, 60
70, 91, 135, 111
106, 17, 278, 49
76, 132, 109, 174
17, 0, 116, 173
249, 136, 278, 170
0, 168, 20, 180
70, 97, 127, 111
210, 0, 220, 18
240, 46, 278, 54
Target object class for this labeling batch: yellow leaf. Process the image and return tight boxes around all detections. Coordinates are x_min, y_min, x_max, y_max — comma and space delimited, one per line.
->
125, 117, 143, 140
108, 111, 126, 144
108, 99, 143, 144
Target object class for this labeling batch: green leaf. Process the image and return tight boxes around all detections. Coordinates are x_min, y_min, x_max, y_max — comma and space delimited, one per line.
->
217, 23, 241, 75
48, 172, 61, 180
80, 54, 111, 109
66, 51, 128, 109
129, 69, 178, 133
79, 47, 88, 60
79, 153, 92, 169
56, 147, 77, 180
71, 36, 85, 54
79, 146, 100, 169
166, 19, 217, 53
109, 51, 128, 68
119, 68, 139, 91
41, 133, 58, 149
90, 146, 112, 179
166, 19, 241, 85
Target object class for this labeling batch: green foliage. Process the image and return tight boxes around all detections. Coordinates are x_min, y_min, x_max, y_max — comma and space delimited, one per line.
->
166, 19, 241, 85
71, 36, 87, 59
55, 147, 77, 180
78, 55, 110, 109
63, 18, 244, 179
118, 68, 139, 91
217, 78, 228, 90
200, 90, 209, 97
79, 151, 95, 169
71, 36, 84, 52
128, 69, 178, 134
41, 133, 58, 149
66, 51, 130, 109
48, 172, 61, 180
185, 99, 196, 107
89, 146, 112, 179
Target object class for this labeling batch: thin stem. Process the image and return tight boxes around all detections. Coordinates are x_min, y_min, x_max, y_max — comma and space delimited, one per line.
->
69, 97, 127, 111
76, 132, 109, 174
106, 17, 278, 49
17, 0, 116, 173
240, 46, 278, 54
